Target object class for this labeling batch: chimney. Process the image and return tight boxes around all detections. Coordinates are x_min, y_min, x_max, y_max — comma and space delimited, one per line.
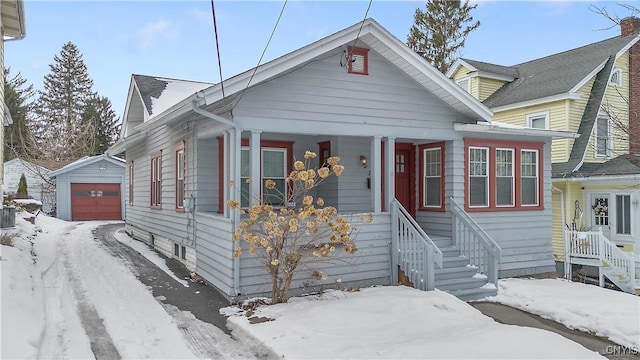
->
624, 17, 640, 154
621, 16, 640, 37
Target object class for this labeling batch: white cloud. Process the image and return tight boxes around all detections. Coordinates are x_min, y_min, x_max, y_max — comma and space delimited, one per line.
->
136, 20, 174, 51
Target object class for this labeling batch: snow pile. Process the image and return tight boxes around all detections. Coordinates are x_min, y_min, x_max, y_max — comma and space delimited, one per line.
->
0, 216, 46, 358
226, 286, 604, 359
487, 278, 640, 349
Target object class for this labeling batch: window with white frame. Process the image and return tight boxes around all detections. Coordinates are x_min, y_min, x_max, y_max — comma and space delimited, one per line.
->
469, 147, 489, 207
175, 142, 185, 210
521, 150, 539, 206
239, 147, 287, 207
526, 111, 549, 129
456, 77, 470, 93
616, 195, 631, 235
609, 68, 622, 86
595, 113, 613, 157
465, 139, 543, 211
496, 149, 514, 206
150, 151, 162, 208
422, 146, 442, 208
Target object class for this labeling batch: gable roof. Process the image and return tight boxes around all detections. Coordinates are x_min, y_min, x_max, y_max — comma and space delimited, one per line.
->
132, 74, 213, 118
459, 33, 640, 109
446, 58, 518, 80
47, 154, 125, 178
193, 19, 492, 123
552, 55, 616, 178
110, 18, 494, 155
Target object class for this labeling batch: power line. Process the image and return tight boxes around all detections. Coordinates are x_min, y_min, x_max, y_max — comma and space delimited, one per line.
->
211, 0, 226, 100
349, 0, 373, 56
233, 0, 288, 110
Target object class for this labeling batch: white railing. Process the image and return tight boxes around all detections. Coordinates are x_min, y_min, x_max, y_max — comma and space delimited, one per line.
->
450, 198, 502, 287
565, 229, 636, 291
391, 199, 442, 291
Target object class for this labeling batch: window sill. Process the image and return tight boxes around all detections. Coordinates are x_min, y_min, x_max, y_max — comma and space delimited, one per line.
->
175, 207, 185, 213
465, 205, 544, 212
150, 205, 162, 210
418, 206, 445, 212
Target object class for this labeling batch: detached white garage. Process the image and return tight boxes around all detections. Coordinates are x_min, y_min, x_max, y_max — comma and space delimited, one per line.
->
48, 155, 126, 221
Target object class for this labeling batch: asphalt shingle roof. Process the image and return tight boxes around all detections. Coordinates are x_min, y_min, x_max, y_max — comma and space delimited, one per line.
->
480, 34, 637, 108
132, 74, 168, 116
461, 58, 519, 79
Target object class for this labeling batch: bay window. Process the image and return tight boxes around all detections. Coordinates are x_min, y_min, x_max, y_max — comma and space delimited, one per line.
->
465, 139, 543, 211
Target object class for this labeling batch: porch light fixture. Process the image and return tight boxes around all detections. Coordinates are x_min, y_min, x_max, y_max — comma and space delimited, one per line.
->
99, 165, 107, 172
360, 155, 368, 168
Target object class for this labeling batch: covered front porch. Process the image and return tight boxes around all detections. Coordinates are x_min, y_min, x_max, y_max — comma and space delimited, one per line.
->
190, 128, 500, 301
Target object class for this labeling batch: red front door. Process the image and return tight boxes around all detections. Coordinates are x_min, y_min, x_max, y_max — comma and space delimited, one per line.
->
394, 143, 415, 216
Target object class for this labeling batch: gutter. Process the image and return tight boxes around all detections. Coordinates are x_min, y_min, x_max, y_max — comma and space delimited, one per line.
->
191, 97, 242, 297
553, 174, 640, 183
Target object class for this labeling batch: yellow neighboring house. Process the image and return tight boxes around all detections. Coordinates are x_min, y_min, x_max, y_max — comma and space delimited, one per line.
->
447, 17, 640, 294
1, 0, 26, 227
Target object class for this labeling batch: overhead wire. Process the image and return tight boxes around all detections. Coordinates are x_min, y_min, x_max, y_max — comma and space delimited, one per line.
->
349, 0, 373, 56
232, 0, 288, 110
210, 0, 226, 101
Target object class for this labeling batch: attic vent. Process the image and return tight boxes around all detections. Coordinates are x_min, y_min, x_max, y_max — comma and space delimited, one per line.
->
347, 46, 369, 75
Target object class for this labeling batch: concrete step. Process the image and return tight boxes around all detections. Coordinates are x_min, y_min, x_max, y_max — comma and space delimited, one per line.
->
435, 275, 488, 291
442, 255, 470, 268
448, 285, 498, 302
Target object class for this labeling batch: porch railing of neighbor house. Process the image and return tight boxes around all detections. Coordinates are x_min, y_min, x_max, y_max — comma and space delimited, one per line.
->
565, 228, 636, 291
391, 199, 443, 291
450, 198, 502, 288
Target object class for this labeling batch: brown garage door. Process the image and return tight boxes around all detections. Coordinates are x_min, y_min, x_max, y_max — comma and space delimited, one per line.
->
71, 183, 122, 221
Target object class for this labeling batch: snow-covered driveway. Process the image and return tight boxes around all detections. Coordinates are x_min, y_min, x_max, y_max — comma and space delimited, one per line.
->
1, 216, 255, 359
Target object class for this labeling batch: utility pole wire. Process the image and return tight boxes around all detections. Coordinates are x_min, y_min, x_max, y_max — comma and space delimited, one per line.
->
233, 0, 288, 110
211, 0, 226, 101
349, 0, 373, 56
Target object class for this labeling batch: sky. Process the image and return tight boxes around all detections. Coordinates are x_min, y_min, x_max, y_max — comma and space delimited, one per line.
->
4, 1, 637, 120
3, 212, 638, 358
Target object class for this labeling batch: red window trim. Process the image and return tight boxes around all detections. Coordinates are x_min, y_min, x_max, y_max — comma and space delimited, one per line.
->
318, 141, 331, 166
150, 150, 162, 209
347, 46, 369, 75
175, 141, 186, 212
418, 142, 445, 212
128, 160, 134, 205
464, 138, 544, 212
217, 138, 294, 213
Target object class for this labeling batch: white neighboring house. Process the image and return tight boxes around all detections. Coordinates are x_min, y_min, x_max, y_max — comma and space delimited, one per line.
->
3, 158, 54, 214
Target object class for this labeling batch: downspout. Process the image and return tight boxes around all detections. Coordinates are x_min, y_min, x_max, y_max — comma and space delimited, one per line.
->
552, 186, 569, 279
191, 99, 242, 296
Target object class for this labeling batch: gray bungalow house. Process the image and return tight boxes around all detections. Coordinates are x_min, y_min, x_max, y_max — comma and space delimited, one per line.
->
108, 19, 574, 301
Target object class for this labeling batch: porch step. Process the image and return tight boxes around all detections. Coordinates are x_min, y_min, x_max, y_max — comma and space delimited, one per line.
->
435, 275, 488, 291
448, 285, 498, 302
440, 246, 461, 258
430, 236, 452, 248
434, 265, 479, 280
442, 255, 470, 268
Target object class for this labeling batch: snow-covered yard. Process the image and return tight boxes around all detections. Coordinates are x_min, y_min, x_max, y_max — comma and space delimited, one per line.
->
2, 213, 638, 359
487, 278, 640, 349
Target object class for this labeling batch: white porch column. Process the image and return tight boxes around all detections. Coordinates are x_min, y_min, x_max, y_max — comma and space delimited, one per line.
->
223, 131, 230, 218
385, 137, 396, 211
371, 136, 382, 213
249, 131, 261, 206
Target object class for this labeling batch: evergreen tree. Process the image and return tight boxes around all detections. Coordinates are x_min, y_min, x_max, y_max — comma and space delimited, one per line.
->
80, 95, 120, 154
407, 0, 480, 74
4, 68, 35, 161
16, 173, 29, 199
34, 42, 95, 162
